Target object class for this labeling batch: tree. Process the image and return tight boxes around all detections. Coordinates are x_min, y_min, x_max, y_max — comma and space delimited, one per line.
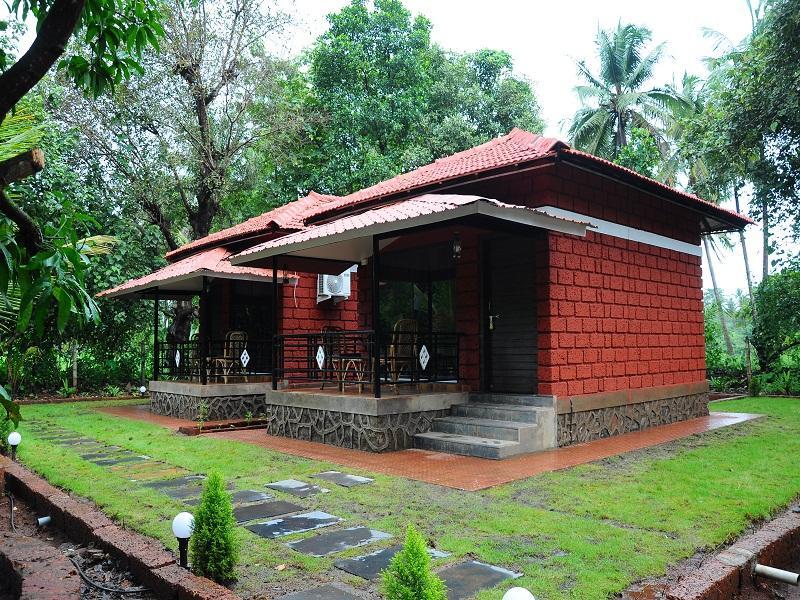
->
751, 269, 800, 369
614, 127, 660, 177
381, 525, 446, 600
276, 0, 543, 198
568, 23, 683, 159
0, 0, 164, 254
190, 471, 238, 583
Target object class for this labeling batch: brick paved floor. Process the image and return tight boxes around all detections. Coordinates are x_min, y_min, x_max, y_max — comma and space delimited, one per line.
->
98, 404, 761, 490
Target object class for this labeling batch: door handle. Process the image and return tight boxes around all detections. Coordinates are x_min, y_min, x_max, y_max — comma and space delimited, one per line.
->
489, 314, 500, 331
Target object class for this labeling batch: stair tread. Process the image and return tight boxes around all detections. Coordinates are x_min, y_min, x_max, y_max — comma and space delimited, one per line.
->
414, 431, 520, 448
433, 416, 538, 430
466, 403, 552, 412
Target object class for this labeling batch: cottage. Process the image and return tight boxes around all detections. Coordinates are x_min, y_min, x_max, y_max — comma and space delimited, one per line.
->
100, 129, 750, 458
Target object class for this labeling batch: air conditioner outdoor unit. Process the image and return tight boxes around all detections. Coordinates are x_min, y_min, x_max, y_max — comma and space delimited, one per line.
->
317, 270, 351, 303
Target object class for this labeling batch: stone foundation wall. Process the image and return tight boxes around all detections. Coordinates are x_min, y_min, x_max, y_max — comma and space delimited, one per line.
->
150, 391, 266, 421
263, 404, 448, 452
556, 391, 709, 447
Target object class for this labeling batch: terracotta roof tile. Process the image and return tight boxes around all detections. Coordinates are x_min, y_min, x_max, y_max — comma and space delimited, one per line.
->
98, 247, 291, 298
165, 191, 340, 261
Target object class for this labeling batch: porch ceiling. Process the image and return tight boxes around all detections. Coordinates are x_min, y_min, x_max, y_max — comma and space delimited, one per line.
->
230, 194, 594, 270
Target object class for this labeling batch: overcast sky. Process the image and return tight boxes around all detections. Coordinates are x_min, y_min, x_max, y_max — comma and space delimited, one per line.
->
283, 0, 763, 293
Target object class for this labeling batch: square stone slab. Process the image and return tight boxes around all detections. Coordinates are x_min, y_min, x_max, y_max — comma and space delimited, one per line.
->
334, 545, 450, 580
245, 511, 341, 539
438, 561, 521, 600
161, 484, 205, 500
79, 451, 124, 460
266, 479, 329, 498
234, 500, 303, 524
287, 526, 391, 557
91, 455, 150, 466
279, 584, 360, 600
314, 471, 374, 488
142, 475, 206, 490
230, 489, 273, 505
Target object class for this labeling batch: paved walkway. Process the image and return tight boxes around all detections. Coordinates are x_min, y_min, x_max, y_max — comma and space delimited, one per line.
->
99, 404, 761, 490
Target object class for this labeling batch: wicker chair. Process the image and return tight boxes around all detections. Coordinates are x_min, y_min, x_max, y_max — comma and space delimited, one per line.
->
386, 318, 419, 386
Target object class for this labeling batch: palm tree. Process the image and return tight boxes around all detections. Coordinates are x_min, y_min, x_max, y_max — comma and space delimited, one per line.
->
568, 23, 684, 159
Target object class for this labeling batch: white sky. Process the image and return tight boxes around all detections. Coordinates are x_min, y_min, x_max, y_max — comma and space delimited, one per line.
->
7, 0, 766, 292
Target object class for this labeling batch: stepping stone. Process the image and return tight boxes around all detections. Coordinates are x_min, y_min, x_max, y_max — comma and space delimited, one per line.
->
230, 489, 273, 505
314, 471, 374, 488
161, 484, 204, 500
128, 467, 189, 482
245, 511, 341, 539
234, 500, 303, 524
143, 475, 206, 490
266, 479, 329, 498
54, 438, 97, 445
287, 526, 391, 557
334, 545, 450, 580
279, 584, 360, 600
80, 451, 123, 460
92, 455, 149, 466
438, 561, 521, 600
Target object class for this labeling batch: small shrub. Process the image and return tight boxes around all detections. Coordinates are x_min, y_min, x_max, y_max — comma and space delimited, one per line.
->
0, 413, 13, 454
381, 525, 446, 600
189, 472, 238, 582
103, 384, 123, 397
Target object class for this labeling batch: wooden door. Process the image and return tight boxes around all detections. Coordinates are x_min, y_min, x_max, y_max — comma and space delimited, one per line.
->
484, 236, 538, 393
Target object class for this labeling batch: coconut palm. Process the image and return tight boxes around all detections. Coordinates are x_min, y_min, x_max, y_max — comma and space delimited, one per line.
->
568, 23, 684, 159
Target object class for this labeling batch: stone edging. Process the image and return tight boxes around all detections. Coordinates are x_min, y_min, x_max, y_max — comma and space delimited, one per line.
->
0, 531, 81, 597
666, 509, 800, 599
3, 462, 240, 600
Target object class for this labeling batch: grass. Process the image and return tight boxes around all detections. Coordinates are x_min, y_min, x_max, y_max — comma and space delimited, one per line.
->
11, 396, 800, 599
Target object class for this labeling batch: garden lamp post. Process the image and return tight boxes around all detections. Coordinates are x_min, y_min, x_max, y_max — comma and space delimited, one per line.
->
139, 385, 147, 397
503, 588, 537, 600
172, 511, 194, 569
7, 431, 21, 461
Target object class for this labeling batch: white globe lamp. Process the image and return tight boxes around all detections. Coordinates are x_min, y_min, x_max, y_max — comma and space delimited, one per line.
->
139, 385, 147, 396
502, 588, 537, 600
7, 431, 21, 461
172, 511, 194, 568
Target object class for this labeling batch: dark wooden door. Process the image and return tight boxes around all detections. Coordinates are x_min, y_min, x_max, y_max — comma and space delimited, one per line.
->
484, 236, 538, 393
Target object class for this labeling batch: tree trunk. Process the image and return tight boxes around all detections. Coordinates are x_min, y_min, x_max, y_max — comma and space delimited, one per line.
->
71, 341, 78, 390
166, 300, 195, 343
733, 186, 757, 319
703, 235, 734, 355
761, 197, 769, 281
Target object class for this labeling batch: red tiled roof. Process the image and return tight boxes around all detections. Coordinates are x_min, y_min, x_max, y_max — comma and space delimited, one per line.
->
233, 194, 591, 261
165, 191, 340, 262
98, 247, 293, 298
304, 129, 566, 221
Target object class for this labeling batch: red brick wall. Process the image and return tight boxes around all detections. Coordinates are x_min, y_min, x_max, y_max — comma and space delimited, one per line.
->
536, 231, 705, 397
279, 272, 359, 334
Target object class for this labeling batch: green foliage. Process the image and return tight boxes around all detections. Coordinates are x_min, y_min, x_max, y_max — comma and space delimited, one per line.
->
752, 269, 800, 369
189, 471, 239, 583
0, 412, 12, 454
615, 128, 661, 177
273, 0, 542, 199
381, 525, 446, 600
2, 0, 164, 97
58, 377, 77, 398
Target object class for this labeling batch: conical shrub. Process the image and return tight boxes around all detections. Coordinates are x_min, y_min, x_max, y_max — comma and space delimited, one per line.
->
381, 524, 446, 600
189, 471, 238, 582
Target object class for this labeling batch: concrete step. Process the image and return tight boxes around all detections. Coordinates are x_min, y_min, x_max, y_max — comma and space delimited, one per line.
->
469, 393, 555, 408
413, 431, 521, 460
451, 403, 549, 423
431, 416, 536, 441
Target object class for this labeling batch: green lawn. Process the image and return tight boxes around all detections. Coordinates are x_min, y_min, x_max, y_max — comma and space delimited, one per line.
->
12, 397, 800, 599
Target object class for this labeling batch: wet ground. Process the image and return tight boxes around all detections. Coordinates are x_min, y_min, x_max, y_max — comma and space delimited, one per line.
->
0, 492, 157, 599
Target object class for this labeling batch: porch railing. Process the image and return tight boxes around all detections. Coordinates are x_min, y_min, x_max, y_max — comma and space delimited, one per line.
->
272, 329, 460, 394
154, 338, 272, 382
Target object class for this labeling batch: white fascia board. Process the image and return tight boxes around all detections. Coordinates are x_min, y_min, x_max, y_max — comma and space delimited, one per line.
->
536, 206, 702, 257
232, 200, 592, 265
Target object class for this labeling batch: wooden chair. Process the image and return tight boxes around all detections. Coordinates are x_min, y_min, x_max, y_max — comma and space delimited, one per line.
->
211, 330, 248, 383
386, 318, 419, 389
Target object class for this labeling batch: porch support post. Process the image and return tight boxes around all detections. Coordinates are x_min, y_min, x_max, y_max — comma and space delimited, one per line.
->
152, 290, 160, 381
372, 235, 382, 399
198, 277, 209, 385
272, 255, 278, 391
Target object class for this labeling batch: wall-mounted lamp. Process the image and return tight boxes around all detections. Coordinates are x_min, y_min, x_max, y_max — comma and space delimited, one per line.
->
7, 431, 21, 461
172, 511, 194, 569
452, 232, 462, 260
